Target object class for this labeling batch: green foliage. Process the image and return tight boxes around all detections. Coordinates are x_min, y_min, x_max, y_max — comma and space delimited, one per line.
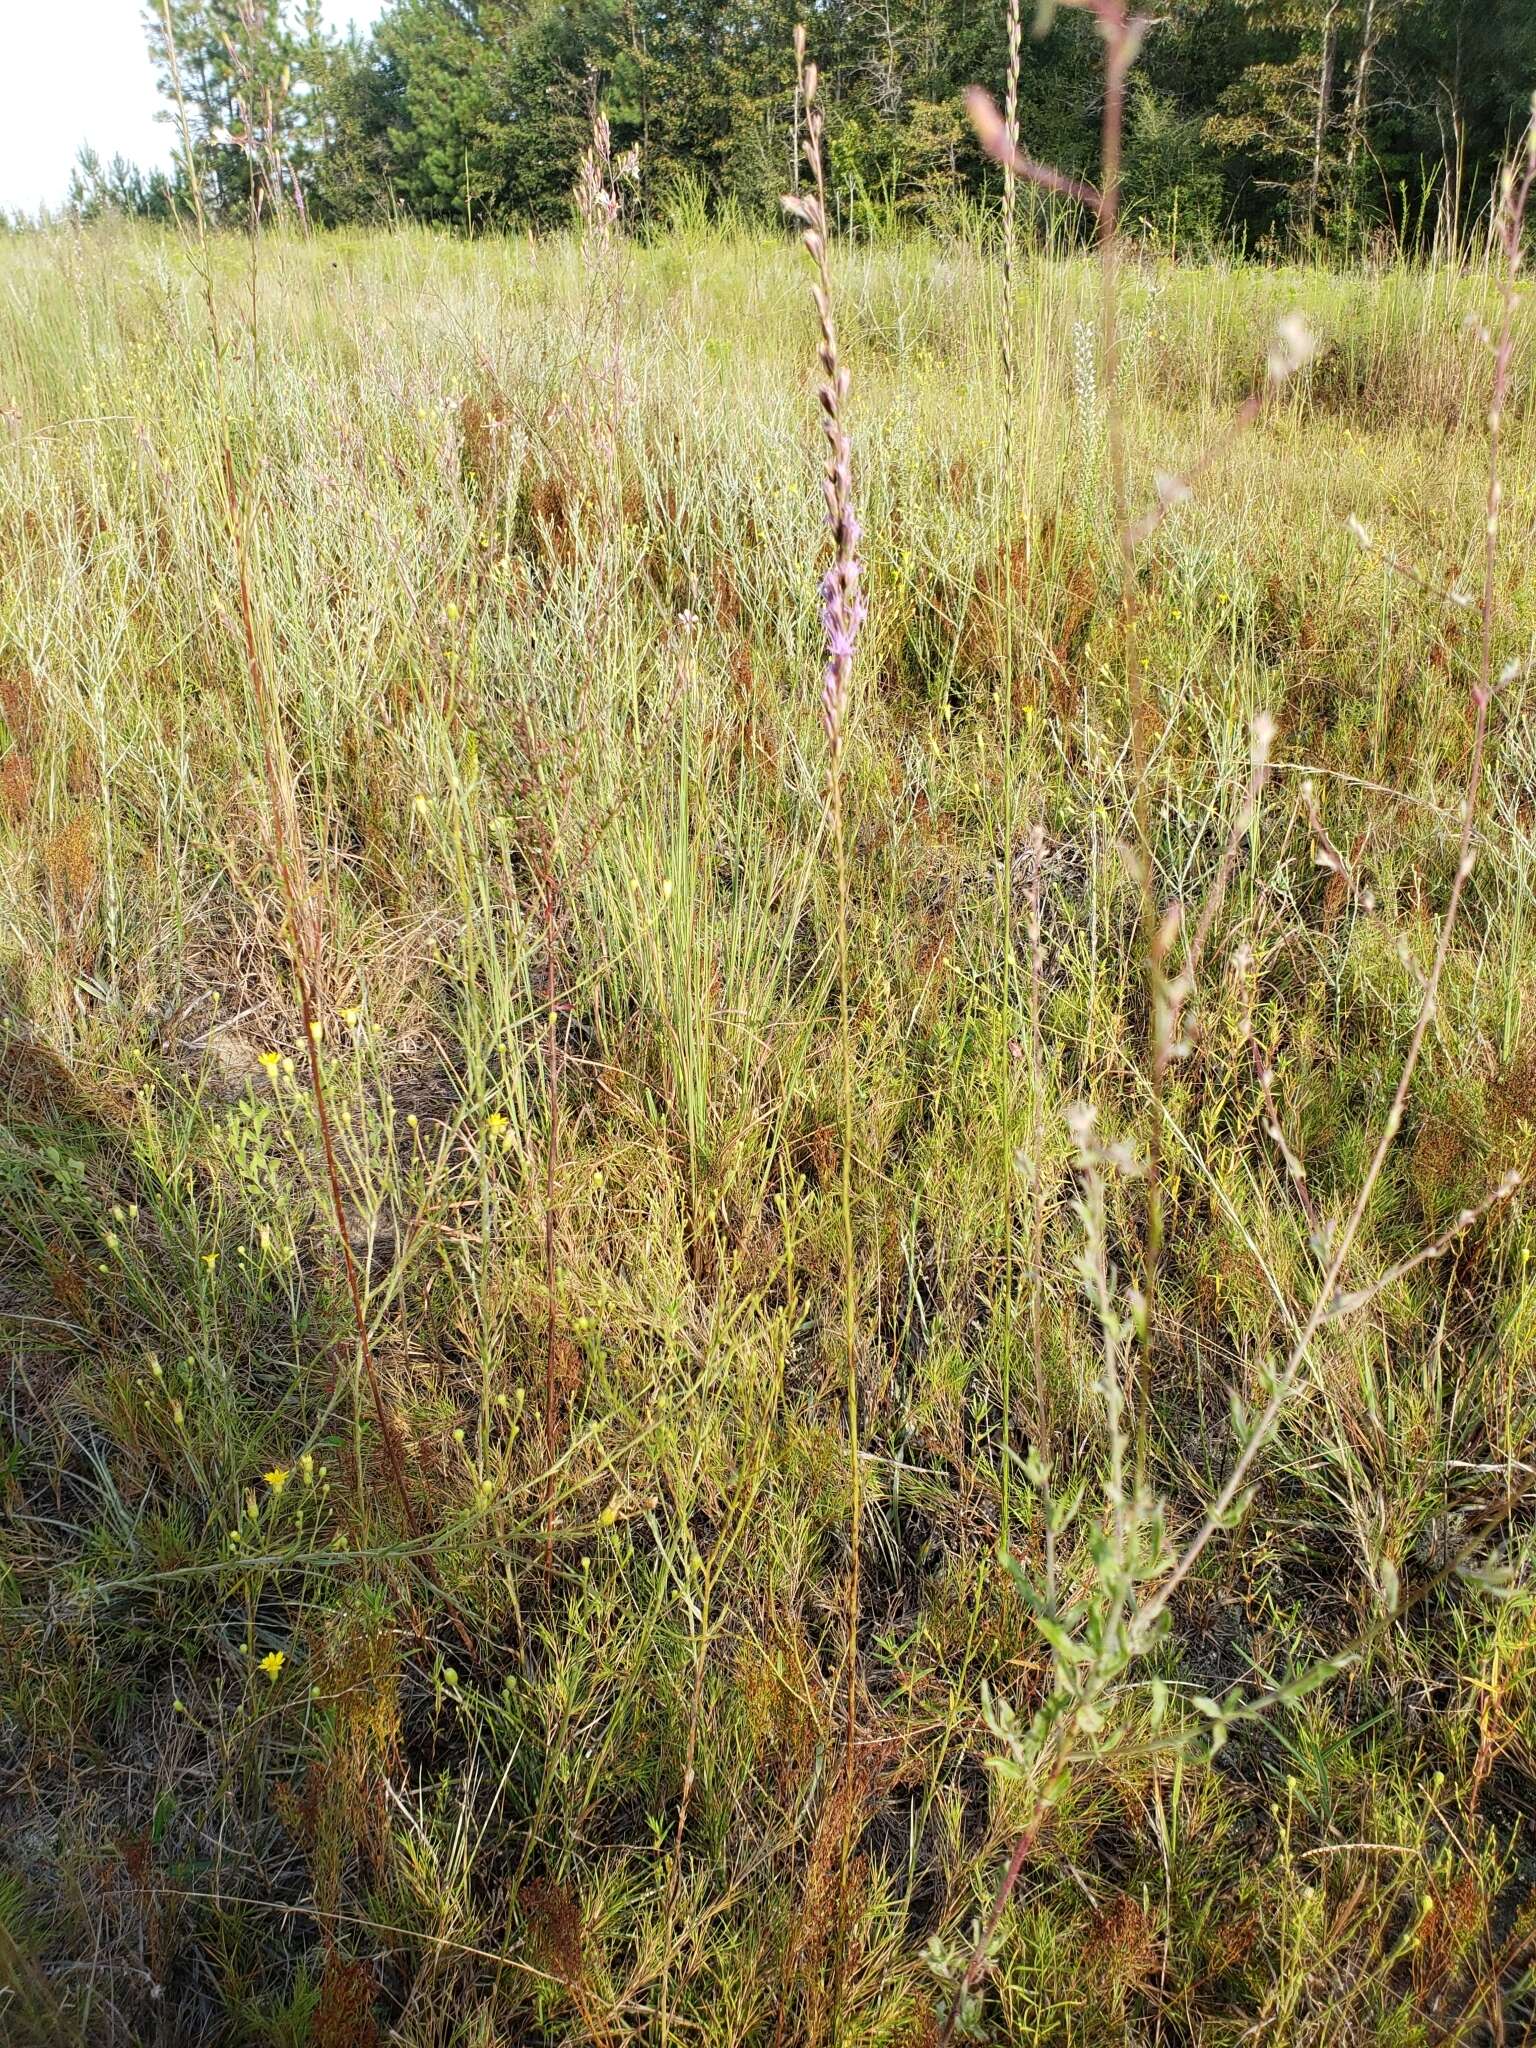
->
40, 0, 1508, 245
65, 148, 179, 224
2, 218, 1534, 2041
142, 0, 334, 222
1122, 84, 1225, 248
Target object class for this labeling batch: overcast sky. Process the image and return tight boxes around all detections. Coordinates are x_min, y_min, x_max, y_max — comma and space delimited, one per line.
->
0, 0, 384, 218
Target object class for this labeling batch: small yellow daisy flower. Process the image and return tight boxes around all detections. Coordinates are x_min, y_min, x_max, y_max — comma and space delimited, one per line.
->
264, 1466, 290, 1495
258, 1650, 286, 1681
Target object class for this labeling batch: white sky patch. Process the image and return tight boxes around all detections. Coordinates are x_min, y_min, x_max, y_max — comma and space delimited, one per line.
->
0, 0, 384, 218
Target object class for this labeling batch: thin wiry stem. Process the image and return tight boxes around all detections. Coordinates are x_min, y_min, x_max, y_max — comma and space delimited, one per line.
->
785, 24, 868, 2010
973, 13, 1313, 1491
973, 6, 1159, 1474
542, 865, 562, 1575
156, 0, 466, 1649
997, 0, 1024, 1555
1090, 5, 1164, 1488
1325, 1170, 1523, 1321
945, 55, 1533, 2048
1026, 828, 1052, 1578
1135, 123, 1535, 1640
933, 1758, 1063, 2043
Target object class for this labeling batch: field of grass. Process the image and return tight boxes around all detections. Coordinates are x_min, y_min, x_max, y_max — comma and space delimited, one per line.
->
1, 216, 1534, 2045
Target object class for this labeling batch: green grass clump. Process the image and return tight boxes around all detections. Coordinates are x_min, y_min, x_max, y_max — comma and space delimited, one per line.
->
1, 220, 1534, 2045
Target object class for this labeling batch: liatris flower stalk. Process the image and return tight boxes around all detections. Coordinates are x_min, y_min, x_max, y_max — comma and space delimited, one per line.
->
784, 31, 866, 766
572, 96, 639, 430
573, 107, 640, 242
996, 0, 1027, 1556
784, 30, 867, 2021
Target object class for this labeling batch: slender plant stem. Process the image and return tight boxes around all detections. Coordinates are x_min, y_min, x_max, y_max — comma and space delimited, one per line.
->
830, 774, 860, 1799
944, 48, 1533, 2048
785, 28, 869, 2012
1095, 9, 1162, 1486
542, 869, 562, 1575
935, 1722, 1070, 2045
996, 0, 1023, 1560
156, 0, 467, 1651
1138, 138, 1532, 1638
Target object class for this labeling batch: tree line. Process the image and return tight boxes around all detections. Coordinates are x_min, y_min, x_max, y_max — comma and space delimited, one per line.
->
61, 1, 1536, 255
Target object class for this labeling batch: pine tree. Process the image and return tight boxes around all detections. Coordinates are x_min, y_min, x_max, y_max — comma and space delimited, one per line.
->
143, 0, 332, 221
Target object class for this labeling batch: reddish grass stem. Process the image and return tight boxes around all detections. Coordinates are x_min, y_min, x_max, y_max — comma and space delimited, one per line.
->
157, 0, 468, 1652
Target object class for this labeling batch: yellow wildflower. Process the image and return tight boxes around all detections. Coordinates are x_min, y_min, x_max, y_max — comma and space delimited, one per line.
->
258, 1650, 286, 1681
264, 1466, 290, 1494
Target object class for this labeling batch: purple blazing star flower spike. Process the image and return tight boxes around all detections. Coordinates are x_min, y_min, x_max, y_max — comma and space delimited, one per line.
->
816, 453, 864, 753
819, 558, 866, 748
784, 56, 864, 767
